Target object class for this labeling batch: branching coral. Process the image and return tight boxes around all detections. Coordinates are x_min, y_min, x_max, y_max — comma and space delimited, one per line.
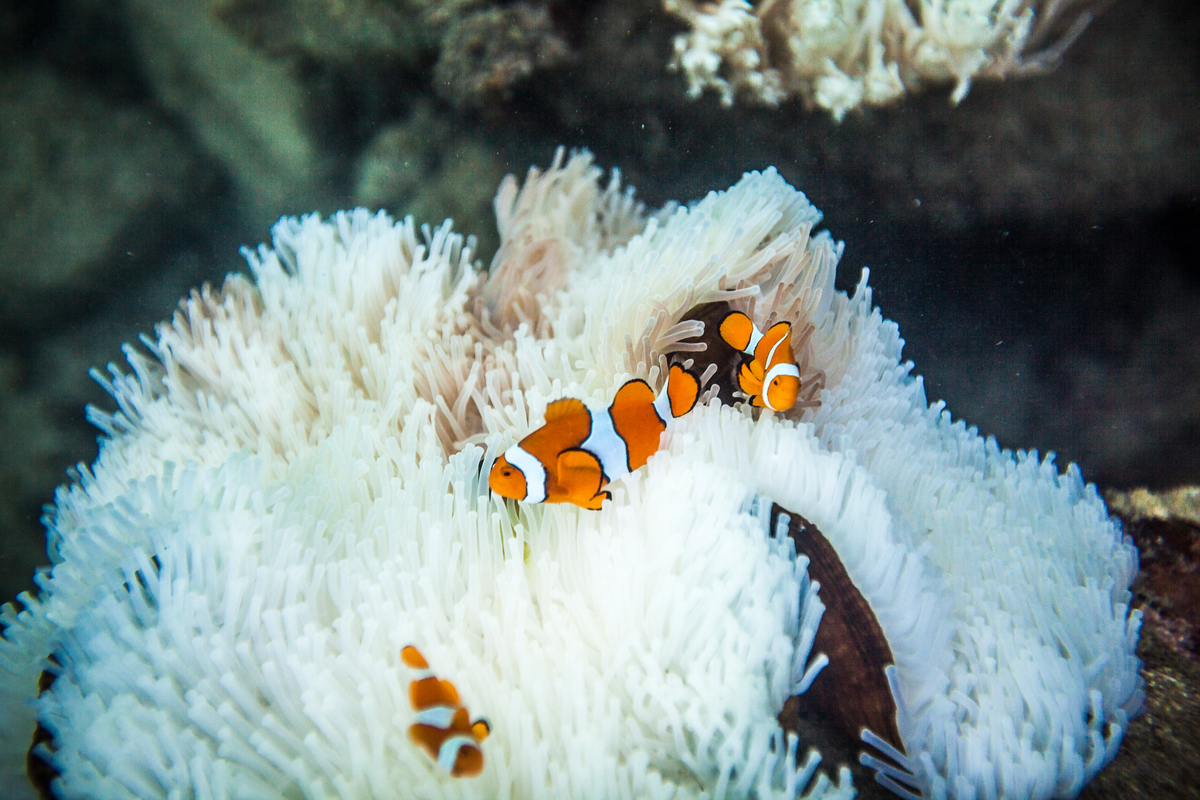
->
0, 150, 1140, 799
666, 0, 1113, 119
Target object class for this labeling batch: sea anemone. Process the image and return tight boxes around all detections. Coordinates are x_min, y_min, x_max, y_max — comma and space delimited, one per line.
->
0, 149, 1140, 800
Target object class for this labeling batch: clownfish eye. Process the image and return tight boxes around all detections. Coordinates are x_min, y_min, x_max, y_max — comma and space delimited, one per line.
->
502, 469, 513, 478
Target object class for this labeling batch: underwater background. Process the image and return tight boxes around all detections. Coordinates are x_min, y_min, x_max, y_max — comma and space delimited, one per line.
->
0, 0, 1197, 796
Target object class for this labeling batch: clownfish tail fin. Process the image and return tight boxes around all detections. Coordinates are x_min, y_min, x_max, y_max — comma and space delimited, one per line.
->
719, 311, 762, 354
401, 645, 431, 670
663, 363, 699, 419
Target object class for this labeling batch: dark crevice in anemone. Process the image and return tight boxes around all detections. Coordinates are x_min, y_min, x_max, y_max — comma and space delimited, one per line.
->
27, 655, 59, 800
770, 504, 906, 762
676, 302, 745, 407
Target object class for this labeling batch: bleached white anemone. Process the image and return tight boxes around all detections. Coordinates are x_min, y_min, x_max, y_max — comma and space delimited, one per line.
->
0, 150, 1140, 800
666, 0, 1109, 120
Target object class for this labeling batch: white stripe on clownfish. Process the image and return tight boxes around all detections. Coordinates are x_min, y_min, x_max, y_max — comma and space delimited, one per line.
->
489, 363, 700, 510
761, 334, 801, 408
416, 706, 458, 729
438, 735, 483, 774
762, 332, 791, 376
741, 320, 764, 354
651, 383, 675, 424
579, 399, 629, 482
501, 445, 546, 504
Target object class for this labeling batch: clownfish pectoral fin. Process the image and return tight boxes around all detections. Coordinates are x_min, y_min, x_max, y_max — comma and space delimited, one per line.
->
555, 448, 607, 506
739, 361, 763, 393
665, 364, 700, 418
557, 448, 605, 481
719, 311, 757, 354
573, 489, 610, 511
738, 362, 765, 406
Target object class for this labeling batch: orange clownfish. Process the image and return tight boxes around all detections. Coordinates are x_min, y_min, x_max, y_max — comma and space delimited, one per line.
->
401, 645, 490, 778
488, 363, 700, 510
718, 311, 800, 412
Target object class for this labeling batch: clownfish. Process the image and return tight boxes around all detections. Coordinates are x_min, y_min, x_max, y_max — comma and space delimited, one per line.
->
489, 363, 700, 510
401, 645, 490, 778
718, 311, 800, 412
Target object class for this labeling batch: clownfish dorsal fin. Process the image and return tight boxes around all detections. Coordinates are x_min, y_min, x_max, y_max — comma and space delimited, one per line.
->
544, 397, 588, 423
450, 707, 471, 730
611, 378, 656, 411
739, 361, 763, 398
411, 675, 461, 710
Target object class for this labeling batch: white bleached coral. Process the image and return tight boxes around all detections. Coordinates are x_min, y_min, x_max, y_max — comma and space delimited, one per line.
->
1, 149, 1140, 800
666, 0, 1112, 119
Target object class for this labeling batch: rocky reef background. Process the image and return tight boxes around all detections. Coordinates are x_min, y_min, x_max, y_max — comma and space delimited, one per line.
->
0, 0, 1197, 795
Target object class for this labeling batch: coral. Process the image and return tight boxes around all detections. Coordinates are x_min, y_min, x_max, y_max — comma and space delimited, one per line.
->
1092, 487, 1200, 797
213, 0, 571, 112
0, 151, 1140, 799
666, 0, 1113, 119
433, 3, 572, 110
1107, 487, 1200, 657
